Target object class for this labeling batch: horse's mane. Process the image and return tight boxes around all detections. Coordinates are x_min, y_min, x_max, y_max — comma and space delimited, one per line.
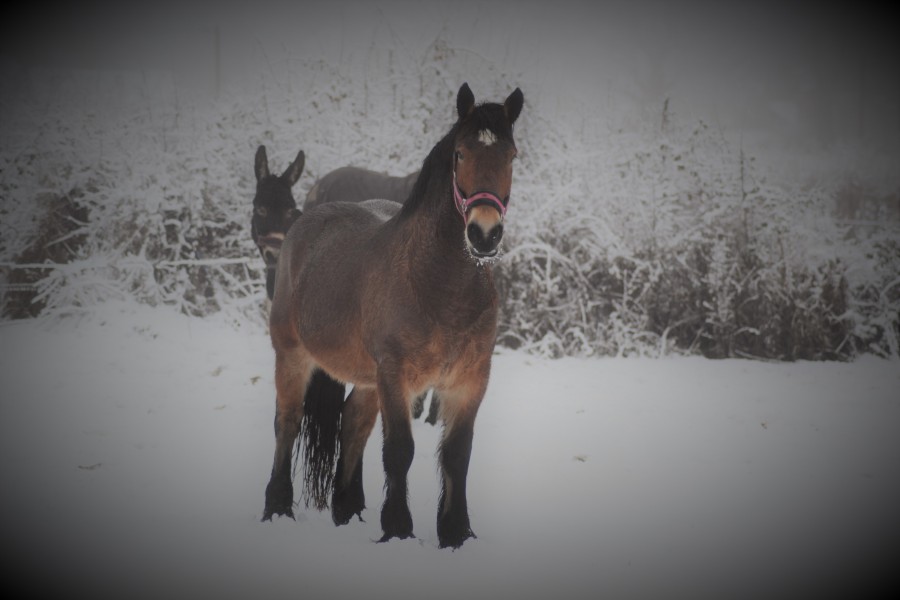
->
400, 102, 515, 218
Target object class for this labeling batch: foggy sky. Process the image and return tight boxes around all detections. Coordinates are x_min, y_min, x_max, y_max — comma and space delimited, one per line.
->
2, 1, 898, 154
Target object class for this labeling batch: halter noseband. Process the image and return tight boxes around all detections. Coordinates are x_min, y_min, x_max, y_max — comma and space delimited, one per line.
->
453, 165, 509, 223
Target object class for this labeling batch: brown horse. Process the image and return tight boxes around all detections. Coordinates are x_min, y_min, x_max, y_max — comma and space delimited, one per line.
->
306, 166, 436, 425
262, 83, 523, 548
250, 149, 437, 422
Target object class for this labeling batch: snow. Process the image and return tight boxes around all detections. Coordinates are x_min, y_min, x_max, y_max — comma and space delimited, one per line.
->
2, 3, 899, 597
2, 301, 897, 598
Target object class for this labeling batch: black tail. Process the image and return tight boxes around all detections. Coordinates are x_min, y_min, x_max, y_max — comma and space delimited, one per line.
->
295, 369, 345, 511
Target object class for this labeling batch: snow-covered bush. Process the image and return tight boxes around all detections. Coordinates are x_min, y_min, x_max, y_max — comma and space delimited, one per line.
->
2, 39, 898, 359
496, 101, 898, 360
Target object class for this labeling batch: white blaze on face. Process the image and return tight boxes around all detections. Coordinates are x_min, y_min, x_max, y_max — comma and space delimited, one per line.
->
478, 129, 497, 146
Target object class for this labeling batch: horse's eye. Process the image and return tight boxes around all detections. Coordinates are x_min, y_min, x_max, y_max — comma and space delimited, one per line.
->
256, 206, 267, 217
455, 151, 464, 162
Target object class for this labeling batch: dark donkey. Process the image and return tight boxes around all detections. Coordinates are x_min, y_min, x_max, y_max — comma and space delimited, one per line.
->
250, 145, 305, 301
251, 149, 438, 423
263, 83, 523, 548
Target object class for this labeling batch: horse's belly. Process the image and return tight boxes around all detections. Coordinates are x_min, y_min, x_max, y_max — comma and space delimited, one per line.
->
298, 317, 377, 386
315, 345, 377, 386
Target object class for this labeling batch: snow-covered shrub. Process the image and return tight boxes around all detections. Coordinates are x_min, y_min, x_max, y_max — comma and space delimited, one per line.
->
495, 102, 896, 360
2, 40, 898, 359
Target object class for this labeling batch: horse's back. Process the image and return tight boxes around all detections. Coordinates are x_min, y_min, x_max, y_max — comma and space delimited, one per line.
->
304, 167, 417, 210
271, 200, 399, 326
356, 198, 403, 222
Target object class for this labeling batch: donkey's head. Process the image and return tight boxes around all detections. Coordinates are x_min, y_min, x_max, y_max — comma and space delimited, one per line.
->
251, 145, 305, 268
452, 83, 523, 260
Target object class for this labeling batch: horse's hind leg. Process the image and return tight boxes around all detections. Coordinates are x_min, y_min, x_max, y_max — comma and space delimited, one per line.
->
332, 386, 378, 525
263, 348, 312, 520
411, 393, 427, 420
426, 391, 441, 426
412, 390, 441, 426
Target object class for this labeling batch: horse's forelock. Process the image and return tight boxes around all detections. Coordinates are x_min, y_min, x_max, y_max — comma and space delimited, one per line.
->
458, 103, 515, 144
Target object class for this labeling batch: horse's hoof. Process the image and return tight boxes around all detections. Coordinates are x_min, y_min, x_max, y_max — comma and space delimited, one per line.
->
376, 530, 416, 543
438, 525, 476, 549
262, 505, 295, 522
264, 477, 295, 522
380, 503, 414, 542
332, 488, 366, 526
332, 504, 364, 526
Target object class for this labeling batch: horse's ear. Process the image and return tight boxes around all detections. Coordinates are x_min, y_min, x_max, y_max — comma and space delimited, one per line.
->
254, 145, 269, 181
504, 88, 524, 125
281, 149, 305, 187
457, 83, 475, 120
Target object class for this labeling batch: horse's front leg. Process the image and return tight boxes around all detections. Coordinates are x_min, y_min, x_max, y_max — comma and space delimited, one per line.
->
377, 360, 415, 542
436, 370, 488, 548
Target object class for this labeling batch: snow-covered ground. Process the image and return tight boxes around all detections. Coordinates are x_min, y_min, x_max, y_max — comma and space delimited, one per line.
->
2, 4, 899, 597
1, 302, 896, 598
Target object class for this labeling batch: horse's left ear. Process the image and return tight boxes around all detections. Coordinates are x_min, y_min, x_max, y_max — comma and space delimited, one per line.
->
504, 88, 524, 125
281, 149, 305, 187
457, 83, 475, 120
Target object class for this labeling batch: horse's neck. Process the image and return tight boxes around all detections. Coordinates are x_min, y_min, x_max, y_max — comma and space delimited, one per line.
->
400, 185, 492, 296
403, 167, 456, 249
393, 133, 494, 293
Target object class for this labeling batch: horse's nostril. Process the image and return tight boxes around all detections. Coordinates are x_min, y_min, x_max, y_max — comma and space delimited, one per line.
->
466, 223, 483, 246
490, 224, 504, 244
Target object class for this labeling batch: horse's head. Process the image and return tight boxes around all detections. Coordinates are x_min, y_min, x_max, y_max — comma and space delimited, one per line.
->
251, 145, 305, 267
452, 83, 523, 260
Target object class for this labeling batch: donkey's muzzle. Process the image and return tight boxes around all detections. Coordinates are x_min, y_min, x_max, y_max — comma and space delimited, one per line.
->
257, 234, 285, 264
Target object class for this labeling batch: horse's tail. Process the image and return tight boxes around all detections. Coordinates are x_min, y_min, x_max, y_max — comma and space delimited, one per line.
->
296, 369, 344, 511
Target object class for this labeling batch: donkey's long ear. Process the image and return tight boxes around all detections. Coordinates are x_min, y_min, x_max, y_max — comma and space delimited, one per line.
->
254, 145, 269, 181
504, 88, 524, 125
281, 149, 305, 187
457, 83, 475, 120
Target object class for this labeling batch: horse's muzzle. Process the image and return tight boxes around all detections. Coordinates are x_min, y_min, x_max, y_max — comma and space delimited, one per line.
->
466, 221, 504, 258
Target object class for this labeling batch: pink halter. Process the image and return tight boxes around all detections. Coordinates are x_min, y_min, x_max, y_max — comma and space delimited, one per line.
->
453, 169, 509, 223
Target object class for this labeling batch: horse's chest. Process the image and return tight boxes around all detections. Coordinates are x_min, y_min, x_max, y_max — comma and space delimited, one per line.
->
417, 313, 496, 386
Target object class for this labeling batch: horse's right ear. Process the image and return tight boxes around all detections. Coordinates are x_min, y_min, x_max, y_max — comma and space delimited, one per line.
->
254, 145, 269, 181
504, 88, 524, 125
281, 150, 305, 187
457, 83, 475, 120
